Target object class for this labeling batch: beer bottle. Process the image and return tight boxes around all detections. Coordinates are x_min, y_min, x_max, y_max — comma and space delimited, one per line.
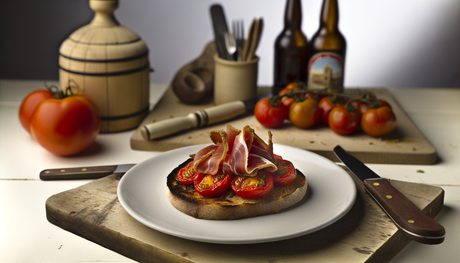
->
307, 0, 346, 92
273, 0, 309, 95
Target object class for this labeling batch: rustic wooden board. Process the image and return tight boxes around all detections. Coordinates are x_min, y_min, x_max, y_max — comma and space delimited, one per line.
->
45, 168, 444, 263
130, 87, 436, 164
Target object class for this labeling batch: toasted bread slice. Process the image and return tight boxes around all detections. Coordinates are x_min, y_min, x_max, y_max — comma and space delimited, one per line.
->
167, 159, 308, 220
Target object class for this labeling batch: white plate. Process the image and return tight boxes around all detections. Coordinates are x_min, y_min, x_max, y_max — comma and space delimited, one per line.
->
118, 144, 356, 244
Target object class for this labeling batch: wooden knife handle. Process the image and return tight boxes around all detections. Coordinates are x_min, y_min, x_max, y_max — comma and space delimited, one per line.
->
40, 165, 117, 180
364, 178, 445, 244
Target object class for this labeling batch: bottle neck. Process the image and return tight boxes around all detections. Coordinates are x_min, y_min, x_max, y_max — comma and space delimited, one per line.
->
320, 0, 339, 31
284, 0, 302, 29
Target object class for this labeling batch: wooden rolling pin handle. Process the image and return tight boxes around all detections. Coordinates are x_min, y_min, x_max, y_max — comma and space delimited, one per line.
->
141, 113, 198, 140
206, 101, 246, 125
141, 101, 246, 141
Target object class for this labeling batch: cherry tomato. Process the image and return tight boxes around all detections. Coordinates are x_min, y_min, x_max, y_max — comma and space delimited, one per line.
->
177, 161, 200, 185
254, 97, 288, 128
361, 106, 397, 137
231, 172, 274, 199
351, 99, 392, 115
278, 83, 301, 110
19, 89, 54, 133
356, 92, 376, 100
194, 171, 232, 198
289, 98, 319, 129
271, 157, 296, 187
328, 106, 361, 135
30, 94, 100, 156
318, 97, 336, 126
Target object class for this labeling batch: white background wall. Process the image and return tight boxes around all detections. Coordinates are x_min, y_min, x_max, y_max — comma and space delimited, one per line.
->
1, 0, 459, 89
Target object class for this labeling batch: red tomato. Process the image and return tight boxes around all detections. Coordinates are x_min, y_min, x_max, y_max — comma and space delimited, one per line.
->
177, 161, 200, 185
289, 98, 319, 129
19, 89, 54, 133
361, 106, 397, 137
328, 106, 361, 135
254, 97, 288, 128
231, 172, 274, 199
278, 83, 301, 110
351, 99, 392, 115
194, 171, 232, 198
30, 94, 100, 156
271, 158, 296, 187
318, 97, 336, 126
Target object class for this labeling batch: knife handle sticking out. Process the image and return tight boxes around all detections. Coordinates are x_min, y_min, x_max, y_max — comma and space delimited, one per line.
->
40, 165, 117, 180
363, 178, 445, 244
141, 100, 247, 140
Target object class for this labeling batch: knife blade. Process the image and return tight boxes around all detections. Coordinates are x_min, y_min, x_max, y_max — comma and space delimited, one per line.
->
333, 145, 445, 244
141, 98, 260, 141
40, 164, 136, 180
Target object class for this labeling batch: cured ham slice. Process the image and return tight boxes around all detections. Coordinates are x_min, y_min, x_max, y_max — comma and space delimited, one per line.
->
193, 130, 228, 175
223, 125, 277, 176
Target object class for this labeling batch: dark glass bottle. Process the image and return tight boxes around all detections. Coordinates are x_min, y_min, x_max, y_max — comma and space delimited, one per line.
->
307, 0, 346, 92
273, 0, 309, 95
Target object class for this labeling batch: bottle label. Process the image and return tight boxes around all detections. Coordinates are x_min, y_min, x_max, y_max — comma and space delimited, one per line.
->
307, 52, 344, 91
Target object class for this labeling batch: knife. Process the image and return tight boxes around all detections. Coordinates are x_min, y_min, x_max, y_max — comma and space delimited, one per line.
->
333, 145, 445, 244
40, 164, 136, 180
210, 4, 230, 60
141, 98, 260, 141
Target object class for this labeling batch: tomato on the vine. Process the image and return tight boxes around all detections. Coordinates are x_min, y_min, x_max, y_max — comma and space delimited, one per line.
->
289, 98, 319, 129
278, 83, 301, 110
318, 97, 339, 126
361, 106, 397, 137
351, 99, 391, 115
19, 89, 54, 133
254, 97, 288, 128
29, 93, 100, 156
328, 106, 361, 135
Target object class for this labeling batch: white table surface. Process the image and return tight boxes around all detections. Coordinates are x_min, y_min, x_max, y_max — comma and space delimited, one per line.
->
0, 79, 459, 262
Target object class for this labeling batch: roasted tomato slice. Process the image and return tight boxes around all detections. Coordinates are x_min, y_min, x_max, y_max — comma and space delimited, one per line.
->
271, 158, 296, 187
194, 171, 232, 198
231, 172, 274, 199
177, 161, 200, 185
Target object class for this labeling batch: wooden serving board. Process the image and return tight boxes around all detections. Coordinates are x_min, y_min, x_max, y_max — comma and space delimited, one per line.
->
45, 168, 444, 263
130, 87, 436, 164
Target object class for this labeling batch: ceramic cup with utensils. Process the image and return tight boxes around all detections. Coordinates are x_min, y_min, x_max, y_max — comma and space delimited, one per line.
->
213, 54, 259, 105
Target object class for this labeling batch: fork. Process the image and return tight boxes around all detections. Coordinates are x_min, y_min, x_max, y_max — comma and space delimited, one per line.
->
232, 20, 244, 61
224, 32, 237, 61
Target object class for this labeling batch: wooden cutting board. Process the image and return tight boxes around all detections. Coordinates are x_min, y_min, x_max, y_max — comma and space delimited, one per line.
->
130, 87, 436, 164
45, 168, 444, 263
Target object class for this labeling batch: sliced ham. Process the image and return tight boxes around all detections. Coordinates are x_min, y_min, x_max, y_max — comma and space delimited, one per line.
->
223, 125, 277, 176
193, 129, 228, 175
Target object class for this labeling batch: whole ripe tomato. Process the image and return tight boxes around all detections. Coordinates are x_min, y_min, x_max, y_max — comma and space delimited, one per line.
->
328, 106, 361, 135
289, 98, 319, 129
278, 83, 301, 110
254, 97, 288, 128
361, 106, 397, 137
19, 89, 54, 133
30, 93, 100, 156
318, 97, 337, 126
351, 99, 392, 115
